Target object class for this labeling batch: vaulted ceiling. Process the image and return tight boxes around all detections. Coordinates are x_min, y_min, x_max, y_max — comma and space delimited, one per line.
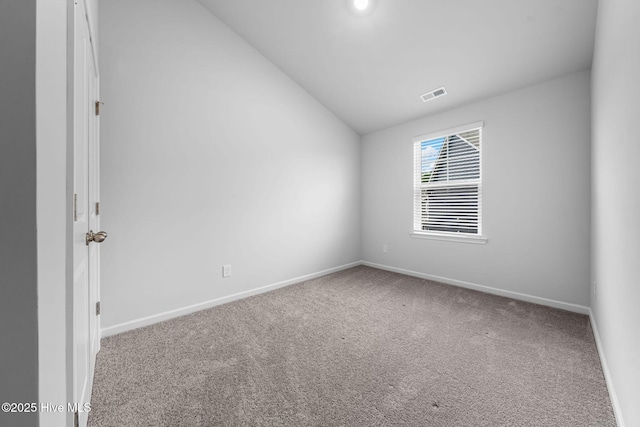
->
197, 0, 598, 135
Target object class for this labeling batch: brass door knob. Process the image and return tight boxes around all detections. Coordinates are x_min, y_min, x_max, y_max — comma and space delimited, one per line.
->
86, 230, 108, 245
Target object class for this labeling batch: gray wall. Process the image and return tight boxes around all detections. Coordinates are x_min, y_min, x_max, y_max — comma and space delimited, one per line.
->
361, 71, 592, 309
0, 0, 39, 426
99, 0, 361, 331
591, 0, 640, 424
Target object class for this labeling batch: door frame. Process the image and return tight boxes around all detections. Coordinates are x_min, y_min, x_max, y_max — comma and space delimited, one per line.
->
36, 1, 102, 426
37, 1, 101, 424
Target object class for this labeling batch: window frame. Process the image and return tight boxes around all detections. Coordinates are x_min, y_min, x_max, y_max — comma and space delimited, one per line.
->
410, 121, 487, 244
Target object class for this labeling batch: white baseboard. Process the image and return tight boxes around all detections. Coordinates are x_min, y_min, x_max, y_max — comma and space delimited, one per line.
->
589, 310, 625, 427
101, 261, 362, 337
361, 261, 590, 315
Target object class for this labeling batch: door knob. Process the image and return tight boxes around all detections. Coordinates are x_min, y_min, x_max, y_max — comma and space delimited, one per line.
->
86, 230, 108, 245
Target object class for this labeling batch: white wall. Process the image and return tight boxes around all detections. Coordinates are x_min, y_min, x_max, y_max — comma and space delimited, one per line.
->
99, 0, 361, 331
591, 0, 640, 424
362, 71, 592, 310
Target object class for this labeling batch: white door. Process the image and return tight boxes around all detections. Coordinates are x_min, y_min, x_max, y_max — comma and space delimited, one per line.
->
72, 1, 103, 425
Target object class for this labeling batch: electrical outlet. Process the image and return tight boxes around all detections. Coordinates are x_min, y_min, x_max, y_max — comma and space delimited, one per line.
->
222, 265, 231, 278
383, 244, 388, 254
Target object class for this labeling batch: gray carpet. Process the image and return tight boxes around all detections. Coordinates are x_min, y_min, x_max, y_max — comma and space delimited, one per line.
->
88, 266, 616, 426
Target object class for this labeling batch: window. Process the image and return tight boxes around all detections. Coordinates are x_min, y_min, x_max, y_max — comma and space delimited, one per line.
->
412, 122, 485, 243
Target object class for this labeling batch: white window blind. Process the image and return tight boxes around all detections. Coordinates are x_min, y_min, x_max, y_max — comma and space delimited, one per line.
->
413, 123, 483, 237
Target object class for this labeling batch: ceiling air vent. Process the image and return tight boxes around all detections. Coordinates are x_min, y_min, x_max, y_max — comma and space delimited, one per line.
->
420, 87, 447, 103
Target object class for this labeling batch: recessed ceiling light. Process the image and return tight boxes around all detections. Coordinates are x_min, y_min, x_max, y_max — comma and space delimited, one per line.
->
354, 0, 370, 11
347, 0, 375, 15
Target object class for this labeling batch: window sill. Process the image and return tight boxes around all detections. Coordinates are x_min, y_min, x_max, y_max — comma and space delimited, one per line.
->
410, 232, 488, 245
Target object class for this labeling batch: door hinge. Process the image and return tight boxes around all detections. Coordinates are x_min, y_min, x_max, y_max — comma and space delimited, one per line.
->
74, 411, 79, 427
73, 193, 78, 222
95, 100, 103, 116
96, 301, 101, 316
96, 201, 100, 215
